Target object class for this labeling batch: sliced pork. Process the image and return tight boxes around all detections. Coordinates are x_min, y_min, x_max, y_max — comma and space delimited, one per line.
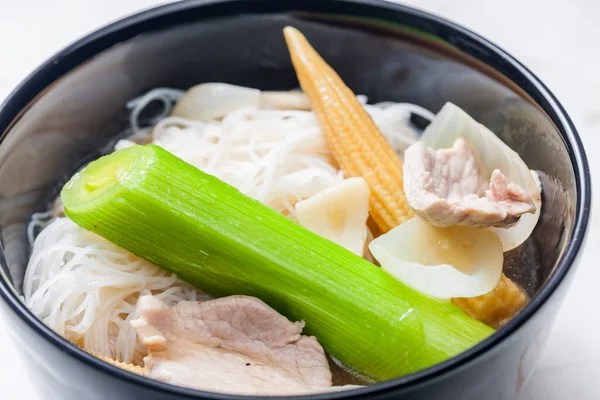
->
131, 295, 332, 395
403, 138, 535, 228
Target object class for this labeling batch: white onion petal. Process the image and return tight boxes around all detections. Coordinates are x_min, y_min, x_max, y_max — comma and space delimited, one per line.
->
171, 83, 261, 121
260, 91, 311, 110
369, 218, 503, 299
295, 178, 370, 256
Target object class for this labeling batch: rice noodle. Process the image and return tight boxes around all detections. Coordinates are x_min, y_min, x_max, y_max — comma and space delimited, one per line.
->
26, 197, 65, 246
151, 109, 343, 217
24, 218, 208, 364
126, 88, 184, 133
24, 86, 430, 364
364, 102, 430, 157
143, 91, 425, 217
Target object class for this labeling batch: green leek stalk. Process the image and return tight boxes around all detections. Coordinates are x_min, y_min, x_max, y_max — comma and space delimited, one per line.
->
61, 144, 494, 381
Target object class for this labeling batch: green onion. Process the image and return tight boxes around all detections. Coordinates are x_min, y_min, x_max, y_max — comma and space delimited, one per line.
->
61, 144, 494, 381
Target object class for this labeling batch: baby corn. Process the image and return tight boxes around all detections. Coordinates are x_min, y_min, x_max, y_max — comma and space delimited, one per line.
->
284, 26, 528, 328
452, 274, 528, 328
283, 26, 414, 233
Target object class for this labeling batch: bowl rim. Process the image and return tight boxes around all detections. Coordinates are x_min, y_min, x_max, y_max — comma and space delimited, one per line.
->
0, 0, 591, 399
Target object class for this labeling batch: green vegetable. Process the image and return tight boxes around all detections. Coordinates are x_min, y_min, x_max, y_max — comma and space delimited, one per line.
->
61, 144, 494, 381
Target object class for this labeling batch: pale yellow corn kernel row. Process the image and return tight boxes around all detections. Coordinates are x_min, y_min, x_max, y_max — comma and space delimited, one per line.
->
283, 26, 414, 233
452, 274, 528, 328
283, 26, 527, 328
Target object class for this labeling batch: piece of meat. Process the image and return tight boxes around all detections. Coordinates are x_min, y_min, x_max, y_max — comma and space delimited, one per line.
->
403, 138, 535, 227
131, 295, 332, 395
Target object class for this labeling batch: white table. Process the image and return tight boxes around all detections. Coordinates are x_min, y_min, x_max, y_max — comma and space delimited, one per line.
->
0, 1, 598, 399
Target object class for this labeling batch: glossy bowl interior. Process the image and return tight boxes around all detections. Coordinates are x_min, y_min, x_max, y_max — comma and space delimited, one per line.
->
0, 1, 590, 399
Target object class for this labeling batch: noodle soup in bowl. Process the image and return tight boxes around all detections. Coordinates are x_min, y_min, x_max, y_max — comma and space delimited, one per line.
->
0, 1, 590, 399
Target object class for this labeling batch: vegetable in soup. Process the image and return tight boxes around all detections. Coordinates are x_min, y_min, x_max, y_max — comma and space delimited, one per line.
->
23, 27, 539, 395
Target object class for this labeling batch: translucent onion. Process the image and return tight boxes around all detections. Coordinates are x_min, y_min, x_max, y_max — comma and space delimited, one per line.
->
295, 177, 370, 256
171, 83, 316, 121
260, 91, 311, 110
369, 217, 504, 299
171, 83, 262, 121
420, 102, 541, 251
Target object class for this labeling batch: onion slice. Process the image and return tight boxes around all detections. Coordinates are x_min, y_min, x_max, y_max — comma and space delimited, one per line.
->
171, 83, 314, 121
171, 83, 261, 121
260, 91, 311, 110
420, 102, 541, 251
295, 178, 370, 256
369, 218, 503, 299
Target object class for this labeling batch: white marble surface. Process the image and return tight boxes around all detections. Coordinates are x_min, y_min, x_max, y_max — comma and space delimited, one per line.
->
0, 1, 597, 399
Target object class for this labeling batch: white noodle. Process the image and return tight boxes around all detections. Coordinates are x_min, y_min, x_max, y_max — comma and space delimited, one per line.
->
364, 102, 425, 157
24, 86, 431, 365
26, 210, 54, 247
149, 102, 424, 217
24, 218, 208, 364
127, 88, 184, 133
151, 108, 344, 218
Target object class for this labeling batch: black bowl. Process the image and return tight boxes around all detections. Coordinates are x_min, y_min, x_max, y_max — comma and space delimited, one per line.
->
0, 1, 590, 399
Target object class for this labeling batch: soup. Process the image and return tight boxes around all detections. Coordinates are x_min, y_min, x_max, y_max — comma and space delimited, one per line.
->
22, 27, 541, 395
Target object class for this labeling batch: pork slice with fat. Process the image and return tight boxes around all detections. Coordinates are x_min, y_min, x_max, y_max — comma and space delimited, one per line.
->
403, 138, 535, 227
131, 295, 332, 395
